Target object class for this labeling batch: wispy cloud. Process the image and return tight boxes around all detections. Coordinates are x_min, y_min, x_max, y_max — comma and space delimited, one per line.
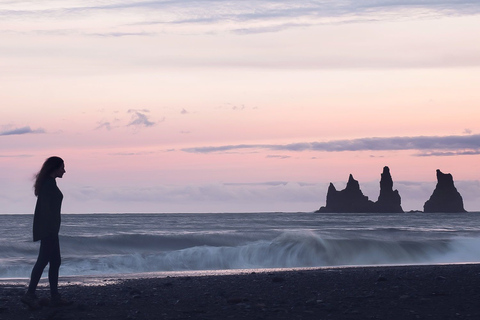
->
416, 150, 480, 157
266, 155, 291, 159
127, 109, 159, 128
0, 126, 45, 136
0, 154, 33, 158
108, 151, 156, 156
95, 109, 162, 130
216, 103, 258, 111
89, 32, 155, 38
182, 134, 480, 155
68, 180, 326, 210
61, 179, 480, 213
3, 1, 480, 72
95, 121, 114, 131
2, 0, 480, 35
80, 1, 480, 22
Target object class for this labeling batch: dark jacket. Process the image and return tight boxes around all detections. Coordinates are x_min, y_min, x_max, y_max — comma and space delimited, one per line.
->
33, 177, 63, 242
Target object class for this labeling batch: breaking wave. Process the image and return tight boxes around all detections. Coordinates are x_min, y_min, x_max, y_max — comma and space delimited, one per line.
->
3, 231, 480, 278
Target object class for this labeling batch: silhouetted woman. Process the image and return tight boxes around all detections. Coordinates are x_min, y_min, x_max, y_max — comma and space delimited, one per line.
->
21, 156, 71, 309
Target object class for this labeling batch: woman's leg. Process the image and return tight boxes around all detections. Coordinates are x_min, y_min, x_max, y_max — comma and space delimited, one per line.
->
48, 236, 72, 306
27, 238, 53, 295
48, 235, 61, 297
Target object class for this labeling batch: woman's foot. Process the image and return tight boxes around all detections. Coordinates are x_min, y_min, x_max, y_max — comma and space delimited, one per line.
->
20, 292, 41, 310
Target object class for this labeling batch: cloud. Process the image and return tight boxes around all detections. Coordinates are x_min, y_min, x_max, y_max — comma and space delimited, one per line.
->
266, 155, 291, 159
108, 151, 156, 156
4, 1, 480, 73
232, 22, 313, 35
182, 134, 480, 155
180, 108, 189, 115
94, 1, 480, 24
95, 121, 114, 131
3, 0, 480, 36
60, 179, 480, 213
416, 150, 480, 157
127, 109, 158, 128
216, 103, 258, 111
66, 181, 327, 213
0, 126, 45, 136
0, 154, 33, 158
95, 109, 164, 131
89, 32, 155, 37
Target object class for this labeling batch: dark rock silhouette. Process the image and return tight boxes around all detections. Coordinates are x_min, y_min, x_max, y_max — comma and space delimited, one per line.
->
374, 166, 404, 213
316, 166, 404, 213
424, 169, 466, 213
316, 174, 375, 213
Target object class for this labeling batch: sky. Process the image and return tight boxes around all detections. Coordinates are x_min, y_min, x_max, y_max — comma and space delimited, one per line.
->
1, 0, 480, 213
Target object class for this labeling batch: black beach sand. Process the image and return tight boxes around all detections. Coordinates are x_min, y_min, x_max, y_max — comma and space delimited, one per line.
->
2, 264, 480, 320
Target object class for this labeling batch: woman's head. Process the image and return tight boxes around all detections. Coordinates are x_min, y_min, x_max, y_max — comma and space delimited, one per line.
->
34, 156, 65, 196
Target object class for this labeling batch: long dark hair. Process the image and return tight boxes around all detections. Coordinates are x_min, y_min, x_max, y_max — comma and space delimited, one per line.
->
34, 156, 64, 196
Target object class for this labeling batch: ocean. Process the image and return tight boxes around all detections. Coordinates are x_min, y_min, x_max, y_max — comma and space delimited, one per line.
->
2, 212, 480, 279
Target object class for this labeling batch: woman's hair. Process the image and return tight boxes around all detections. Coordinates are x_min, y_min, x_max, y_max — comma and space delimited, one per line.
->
33, 156, 64, 196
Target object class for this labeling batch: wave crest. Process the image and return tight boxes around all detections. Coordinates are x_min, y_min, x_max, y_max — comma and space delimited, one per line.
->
2, 231, 480, 278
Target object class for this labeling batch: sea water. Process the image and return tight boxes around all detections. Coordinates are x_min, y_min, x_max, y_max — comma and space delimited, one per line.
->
1, 212, 480, 279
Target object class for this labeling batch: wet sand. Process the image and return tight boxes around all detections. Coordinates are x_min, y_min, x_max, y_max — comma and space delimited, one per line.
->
1, 264, 480, 319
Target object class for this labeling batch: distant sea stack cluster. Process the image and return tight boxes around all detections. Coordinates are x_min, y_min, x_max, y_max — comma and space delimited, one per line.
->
316, 166, 466, 213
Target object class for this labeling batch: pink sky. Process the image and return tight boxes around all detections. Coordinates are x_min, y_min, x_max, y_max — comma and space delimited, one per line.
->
1, 1, 480, 213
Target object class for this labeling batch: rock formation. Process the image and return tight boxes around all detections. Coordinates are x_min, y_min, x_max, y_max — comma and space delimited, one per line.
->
374, 166, 404, 213
316, 166, 404, 213
316, 174, 375, 213
424, 170, 466, 213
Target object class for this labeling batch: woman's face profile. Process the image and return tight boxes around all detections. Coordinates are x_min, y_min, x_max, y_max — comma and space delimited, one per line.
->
52, 164, 66, 178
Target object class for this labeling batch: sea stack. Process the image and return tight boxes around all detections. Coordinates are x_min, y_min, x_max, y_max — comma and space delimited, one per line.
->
316, 174, 375, 213
424, 169, 466, 213
374, 166, 404, 213
316, 166, 404, 213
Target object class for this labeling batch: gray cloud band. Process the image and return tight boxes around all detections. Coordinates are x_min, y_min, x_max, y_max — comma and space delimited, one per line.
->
3, 1, 480, 23
182, 134, 480, 155
0, 126, 45, 136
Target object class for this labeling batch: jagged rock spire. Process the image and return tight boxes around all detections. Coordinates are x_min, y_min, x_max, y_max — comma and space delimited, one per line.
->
374, 166, 403, 213
318, 174, 375, 213
424, 170, 466, 213
317, 166, 403, 213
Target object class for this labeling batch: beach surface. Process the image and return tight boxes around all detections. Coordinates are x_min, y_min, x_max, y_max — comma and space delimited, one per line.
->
1, 264, 480, 319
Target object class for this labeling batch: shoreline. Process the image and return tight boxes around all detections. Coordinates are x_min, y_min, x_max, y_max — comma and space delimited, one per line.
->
2, 263, 480, 319
2, 262, 479, 284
